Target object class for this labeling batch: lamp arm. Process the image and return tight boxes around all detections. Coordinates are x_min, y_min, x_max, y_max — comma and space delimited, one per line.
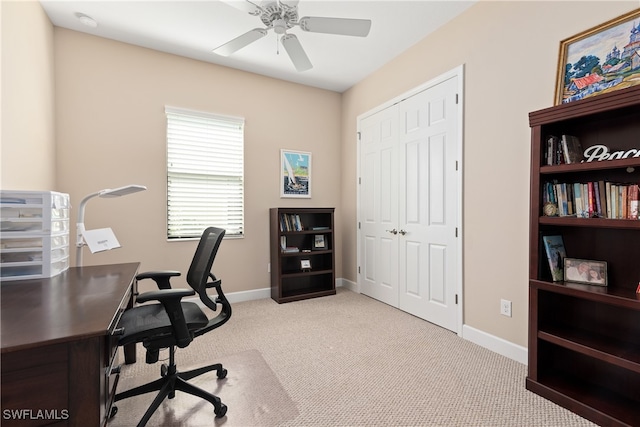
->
76, 191, 101, 266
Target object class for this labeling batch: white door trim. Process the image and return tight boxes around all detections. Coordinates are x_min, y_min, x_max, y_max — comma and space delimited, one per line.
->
356, 64, 464, 337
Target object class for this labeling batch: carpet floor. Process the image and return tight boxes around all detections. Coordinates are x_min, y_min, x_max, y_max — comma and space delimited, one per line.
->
109, 287, 596, 426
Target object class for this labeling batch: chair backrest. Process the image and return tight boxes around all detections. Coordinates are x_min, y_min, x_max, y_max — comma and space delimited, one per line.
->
187, 227, 225, 307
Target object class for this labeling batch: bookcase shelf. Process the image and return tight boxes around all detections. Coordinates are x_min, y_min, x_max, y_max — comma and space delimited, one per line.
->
527, 85, 640, 427
270, 207, 336, 303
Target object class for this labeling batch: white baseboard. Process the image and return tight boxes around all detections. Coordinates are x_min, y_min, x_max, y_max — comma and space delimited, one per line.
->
462, 324, 528, 365
223, 277, 352, 304
337, 277, 358, 292
225, 287, 271, 303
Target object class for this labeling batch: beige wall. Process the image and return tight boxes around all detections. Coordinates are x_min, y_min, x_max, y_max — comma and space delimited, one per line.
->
52, 28, 342, 293
341, 1, 639, 346
1, 0, 56, 189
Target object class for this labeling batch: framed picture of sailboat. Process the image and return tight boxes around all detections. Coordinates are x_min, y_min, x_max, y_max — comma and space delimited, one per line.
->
280, 149, 312, 198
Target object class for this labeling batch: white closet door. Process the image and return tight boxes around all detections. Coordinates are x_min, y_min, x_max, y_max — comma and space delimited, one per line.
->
397, 75, 459, 331
358, 70, 461, 333
359, 105, 399, 307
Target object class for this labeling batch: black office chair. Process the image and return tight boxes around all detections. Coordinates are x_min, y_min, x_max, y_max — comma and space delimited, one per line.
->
111, 227, 232, 427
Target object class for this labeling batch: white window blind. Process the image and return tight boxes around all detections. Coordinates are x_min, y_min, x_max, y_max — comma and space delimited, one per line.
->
166, 107, 244, 239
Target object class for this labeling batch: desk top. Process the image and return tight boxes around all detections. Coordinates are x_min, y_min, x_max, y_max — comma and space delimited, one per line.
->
1, 262, 139, 352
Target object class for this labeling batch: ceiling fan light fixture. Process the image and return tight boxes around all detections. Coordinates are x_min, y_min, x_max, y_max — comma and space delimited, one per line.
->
273, 18, 287, 34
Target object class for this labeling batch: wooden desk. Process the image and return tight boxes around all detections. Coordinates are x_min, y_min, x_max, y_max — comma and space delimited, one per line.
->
1, 263, 139, 427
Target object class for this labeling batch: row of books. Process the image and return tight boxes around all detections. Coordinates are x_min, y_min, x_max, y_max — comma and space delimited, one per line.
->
545, 134, 584, 166
279, 214, 305, 231
543, 180, 639, 219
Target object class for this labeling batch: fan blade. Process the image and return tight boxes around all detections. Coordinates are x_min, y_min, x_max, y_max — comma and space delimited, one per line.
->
219, 0, 262, 15
213, 28, 268, 56
281, 34, 312, 72
299, 17, 371, 37
279, 0, 299, 8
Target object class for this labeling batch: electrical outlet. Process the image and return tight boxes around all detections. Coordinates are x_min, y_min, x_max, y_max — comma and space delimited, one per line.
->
500, 299, 512, 317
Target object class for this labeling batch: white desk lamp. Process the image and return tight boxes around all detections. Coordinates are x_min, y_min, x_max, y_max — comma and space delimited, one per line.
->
76, 184, 147, 266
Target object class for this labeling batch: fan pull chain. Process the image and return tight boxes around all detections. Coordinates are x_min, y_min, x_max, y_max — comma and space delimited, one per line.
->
276, 33, 280, 55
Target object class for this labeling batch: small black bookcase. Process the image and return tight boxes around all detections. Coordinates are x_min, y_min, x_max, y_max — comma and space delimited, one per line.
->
269, 207, 335, 303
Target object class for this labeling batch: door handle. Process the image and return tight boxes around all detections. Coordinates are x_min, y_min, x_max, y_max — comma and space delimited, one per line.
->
386, 229, 398, 235
398, 230, 407, 236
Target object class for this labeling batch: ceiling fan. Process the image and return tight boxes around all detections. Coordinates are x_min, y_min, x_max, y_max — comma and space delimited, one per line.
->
214, 0, 372, 72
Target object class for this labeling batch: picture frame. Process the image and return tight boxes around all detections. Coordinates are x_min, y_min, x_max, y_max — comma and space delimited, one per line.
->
554, 8, 640, 105
312, 234, 326, 250
563, 258, 608, 286
300, 259, 311, 270
280, 149, 311, 198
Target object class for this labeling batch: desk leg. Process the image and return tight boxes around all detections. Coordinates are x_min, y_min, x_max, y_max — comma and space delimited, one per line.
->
124, 277, 138, 364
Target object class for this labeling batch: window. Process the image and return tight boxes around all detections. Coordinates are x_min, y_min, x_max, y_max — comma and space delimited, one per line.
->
166, 107, 244, 239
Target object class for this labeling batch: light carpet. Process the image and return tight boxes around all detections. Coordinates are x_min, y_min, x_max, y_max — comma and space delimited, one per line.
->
109, 287, 596, 426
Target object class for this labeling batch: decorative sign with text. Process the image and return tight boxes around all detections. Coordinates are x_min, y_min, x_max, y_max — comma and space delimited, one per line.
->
583, 145, 640, 162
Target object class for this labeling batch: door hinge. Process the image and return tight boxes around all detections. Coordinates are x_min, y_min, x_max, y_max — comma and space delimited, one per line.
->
359, 177, 361, 185
455, 93, 459, 104
358, 266, 361, 274
455, 227, 458, 237
357, 131, 361, 141
455, 160, 458, 171
455, 294, 458, 304
358, 222, 361, 229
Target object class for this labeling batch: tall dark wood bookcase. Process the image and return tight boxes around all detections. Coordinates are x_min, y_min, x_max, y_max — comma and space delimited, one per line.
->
527, 85, 640, 427
270, 207, 335, 303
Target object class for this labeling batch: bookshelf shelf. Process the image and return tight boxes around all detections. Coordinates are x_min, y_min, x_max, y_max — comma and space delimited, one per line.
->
540, 157, 640, 174
527, 85, 640, 427
538, 216, 640, 229
270, 207, 336, 303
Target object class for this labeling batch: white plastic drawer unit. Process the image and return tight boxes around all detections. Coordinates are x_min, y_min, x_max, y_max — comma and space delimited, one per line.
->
0, 190, 71, 281
0, 190, 70, 233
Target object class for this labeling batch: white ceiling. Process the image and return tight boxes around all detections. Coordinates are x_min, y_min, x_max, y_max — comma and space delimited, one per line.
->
39, 0, 475, 93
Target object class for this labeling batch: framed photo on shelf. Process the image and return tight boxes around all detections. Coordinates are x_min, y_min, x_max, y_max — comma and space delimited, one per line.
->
300, 259, 311, 271
313, 234, 326, 250
563, 258, 608, 286
554, 8, 640, 105
280, 149, 312, 198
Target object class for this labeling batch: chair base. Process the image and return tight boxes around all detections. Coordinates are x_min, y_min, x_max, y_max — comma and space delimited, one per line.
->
113, 351, 228, 427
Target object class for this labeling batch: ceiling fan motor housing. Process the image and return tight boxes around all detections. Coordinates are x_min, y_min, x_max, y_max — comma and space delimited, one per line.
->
259, 1, 298, 31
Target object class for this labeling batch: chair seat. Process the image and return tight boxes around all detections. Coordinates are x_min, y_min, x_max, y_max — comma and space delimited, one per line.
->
118, 301, 208, 347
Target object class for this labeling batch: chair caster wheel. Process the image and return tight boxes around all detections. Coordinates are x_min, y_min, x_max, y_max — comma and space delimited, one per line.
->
217, 368, 228, 379
215, 403, 227, 418
109, 405, 118, 419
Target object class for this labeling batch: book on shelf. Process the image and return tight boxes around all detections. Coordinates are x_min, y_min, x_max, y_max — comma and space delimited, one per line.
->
560, 135, 584, 164
279, 213, 304, 231
280, 237, 299, 252
629, 184, 639, 219
542, 235, 566, 282
573, 183, 585, 218
545, 135, 559, 166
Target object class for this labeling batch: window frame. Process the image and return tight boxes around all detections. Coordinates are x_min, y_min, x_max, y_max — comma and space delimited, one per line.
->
165, 106, 245, 240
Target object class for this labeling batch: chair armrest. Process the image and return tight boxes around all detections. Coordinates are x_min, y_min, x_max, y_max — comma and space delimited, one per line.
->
136, 288, 195, 348
136, 289, 195, 304
136, 270, 181, 290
